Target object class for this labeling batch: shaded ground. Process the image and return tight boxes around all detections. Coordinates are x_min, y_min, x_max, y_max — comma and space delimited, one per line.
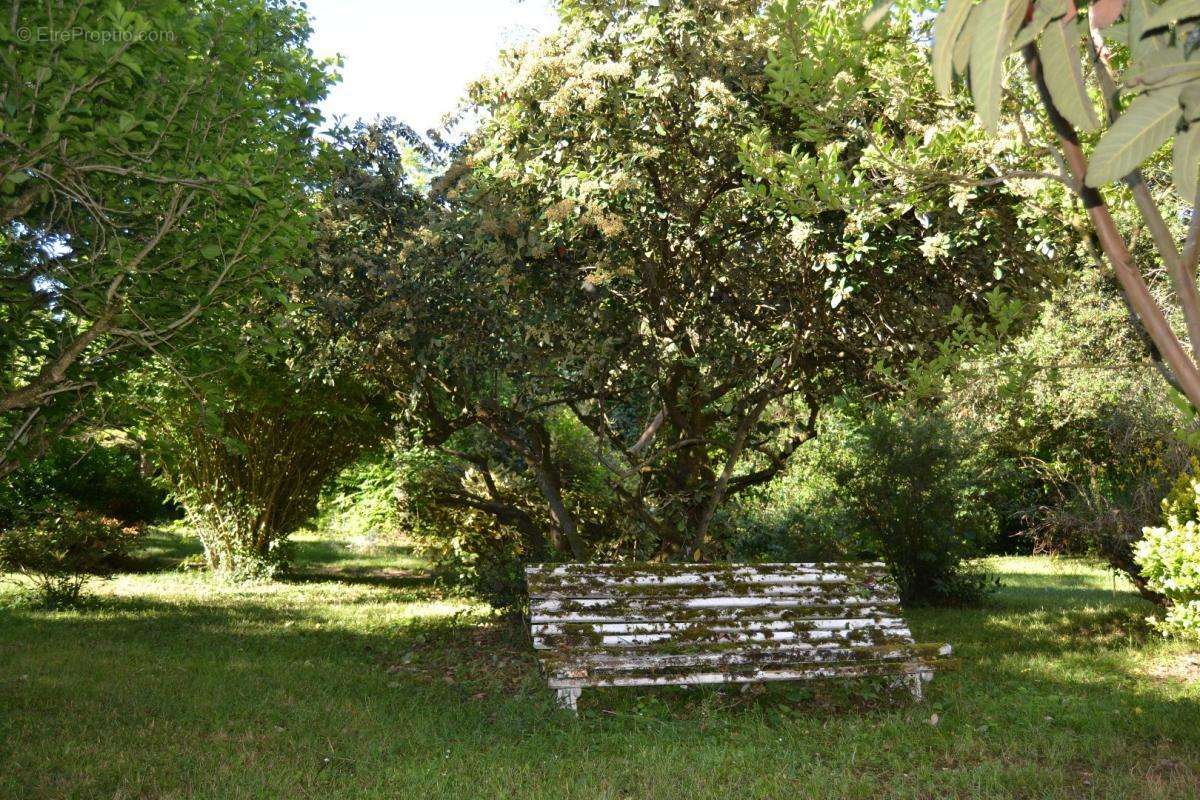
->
1, 536, 1198, 799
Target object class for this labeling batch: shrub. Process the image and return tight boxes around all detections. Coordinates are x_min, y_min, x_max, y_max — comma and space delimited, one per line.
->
731, 404, 996, 605
0, 506, 141, 608
399, 414, 644, 613
729, 433, 861, 564
398, 444, 552, 614
44, 439, 174, 523
825, 405, 998, 605
0, 438, 173, 528
943, 272, 1189, 597
316, 455, 404, 544
1135, 472, 1200, 639
158, 374, 391, 582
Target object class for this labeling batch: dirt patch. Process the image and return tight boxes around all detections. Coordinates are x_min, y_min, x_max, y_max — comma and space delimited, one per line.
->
1142, 653, 1200, 685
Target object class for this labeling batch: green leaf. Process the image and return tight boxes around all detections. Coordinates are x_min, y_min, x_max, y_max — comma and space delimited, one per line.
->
933, 0, 977, 96
954, 17, 976, 76
1038, 18, 1101, 132
1183, 83, 1200, 120
1123, 46, 1200, 93
1087, 88, 1183, 186
1143, 0, 1200, 31
201, 244, 221, 260
1127, 0, 1170, 56
118, 54, 143, 78
1102, 20, 1130, 45
969, 0, 1029, 131
863, 0, 896, 31
1012, 0, 1070, 51
1174, 123, 1200, 200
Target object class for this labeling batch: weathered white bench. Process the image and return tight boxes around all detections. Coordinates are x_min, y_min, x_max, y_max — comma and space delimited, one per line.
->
526, 561, 951, 712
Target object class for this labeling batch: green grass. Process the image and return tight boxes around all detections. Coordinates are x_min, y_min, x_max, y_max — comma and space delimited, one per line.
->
1, 537, 1198, 799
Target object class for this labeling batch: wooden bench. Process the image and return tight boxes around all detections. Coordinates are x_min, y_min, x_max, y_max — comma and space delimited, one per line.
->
526, 561, 951, 712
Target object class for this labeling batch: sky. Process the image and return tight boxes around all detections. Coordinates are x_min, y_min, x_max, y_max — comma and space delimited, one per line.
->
306, 0, 559, 133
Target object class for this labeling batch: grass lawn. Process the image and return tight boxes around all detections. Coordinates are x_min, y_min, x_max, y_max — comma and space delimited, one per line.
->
1, 532, 1198, 799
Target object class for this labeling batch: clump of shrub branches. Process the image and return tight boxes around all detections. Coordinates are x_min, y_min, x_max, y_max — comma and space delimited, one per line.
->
156, 368, 392, 581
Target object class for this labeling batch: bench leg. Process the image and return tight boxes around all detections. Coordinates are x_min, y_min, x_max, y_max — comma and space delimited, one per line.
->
556, 687, 581, 714
904, 672, 924, 702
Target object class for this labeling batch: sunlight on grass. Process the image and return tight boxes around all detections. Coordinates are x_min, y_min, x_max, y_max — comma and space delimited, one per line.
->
1, 541, 1197, 799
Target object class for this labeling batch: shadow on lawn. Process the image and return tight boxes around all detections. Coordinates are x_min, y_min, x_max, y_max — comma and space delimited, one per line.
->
4, 571, 1198, 779
121, 527, 206, 572
121, 529, 432, 591
5, 552, 1193, 728
284, 568, 434, 590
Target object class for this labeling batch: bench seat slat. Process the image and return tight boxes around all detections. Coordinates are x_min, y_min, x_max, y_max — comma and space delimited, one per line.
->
544, 636, 932, 657
526, 564, 891, 596
547, 661, 934, 689
534, 624, 914, 649
529, 584, 892, 600
527, 562, 887, 581
542, 642, 952, 675
533, 616, 909, 638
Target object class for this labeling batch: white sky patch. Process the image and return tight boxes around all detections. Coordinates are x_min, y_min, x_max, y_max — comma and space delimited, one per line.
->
307, 0, 559, 134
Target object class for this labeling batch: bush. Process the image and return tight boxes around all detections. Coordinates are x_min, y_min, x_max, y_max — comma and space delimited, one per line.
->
316, 455, 404, 544
1135, 471, 1200, 639
834, 407, 999, 605
399, 414, 643, 613
734, 404, 998, 605
729, 433, 862, 564
398, 444, 550, 614
0, 438, 173, 528
944, 272, 1189, 585
156, 364, 393, 582
0, 506, 141, 608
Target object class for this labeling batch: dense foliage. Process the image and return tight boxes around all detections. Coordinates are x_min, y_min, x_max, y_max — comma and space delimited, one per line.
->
1, 0, 333, 478
0, 436, 171, 527
865, 0, 1199, 411
952, 273, 1188, 597
729, 403, 997, 604
4, 0, 1195, 615
149, 122, 421, 579
0, 505, 140, 607
317, 456, 405, 544
816, 406, 998, 604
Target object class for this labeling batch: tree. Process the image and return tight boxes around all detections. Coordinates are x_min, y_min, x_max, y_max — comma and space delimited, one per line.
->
1, 0, 333, 479
396, 0, 1052, 560
864, 0, 1200, 407
149, 121, 425, 579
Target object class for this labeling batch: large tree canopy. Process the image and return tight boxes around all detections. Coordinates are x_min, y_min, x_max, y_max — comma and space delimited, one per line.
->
389, 0, 1053, 560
